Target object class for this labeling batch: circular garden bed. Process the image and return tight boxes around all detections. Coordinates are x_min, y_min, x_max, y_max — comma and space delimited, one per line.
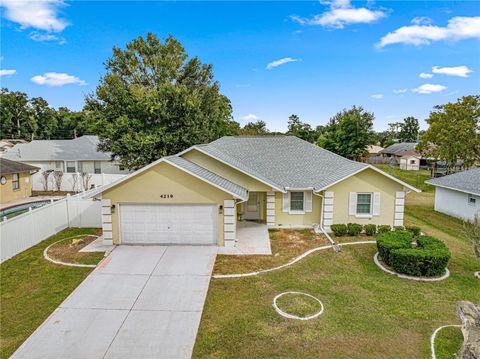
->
376, 230, 450, 279
273, 292, 324, 320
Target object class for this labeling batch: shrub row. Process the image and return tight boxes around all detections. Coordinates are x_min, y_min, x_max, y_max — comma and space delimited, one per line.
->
376, 231, 450, 277
330, 224, 421, 237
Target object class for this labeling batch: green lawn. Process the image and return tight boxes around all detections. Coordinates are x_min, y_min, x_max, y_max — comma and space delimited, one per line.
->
0, 228, 104, 359
374, 164, 434, 192
194, 193, 478, 358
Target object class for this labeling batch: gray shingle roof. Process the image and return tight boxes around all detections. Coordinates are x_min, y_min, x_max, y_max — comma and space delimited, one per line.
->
380, 142, 418, 156
2, 136, 112, 161
0, 158, 39, 175
426, 168, 480, 196
194, 136, 368, 190
166, 156, 248, 199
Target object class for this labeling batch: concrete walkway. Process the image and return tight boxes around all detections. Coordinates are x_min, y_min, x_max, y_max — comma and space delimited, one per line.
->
12, 246, 217, 359
218, 221, 272, 255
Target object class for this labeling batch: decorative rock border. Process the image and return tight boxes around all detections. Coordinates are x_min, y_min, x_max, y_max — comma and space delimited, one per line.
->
213, 240, 376, 279
374, 252, 450, 282
430, 324, 462, 359
43, 234, 101, 268
273, 291, 324, 321
474, 271, 480, 279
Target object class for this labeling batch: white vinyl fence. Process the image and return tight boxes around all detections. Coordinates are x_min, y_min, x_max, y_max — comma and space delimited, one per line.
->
32, 172, 125, 192
0, 191, 102, 263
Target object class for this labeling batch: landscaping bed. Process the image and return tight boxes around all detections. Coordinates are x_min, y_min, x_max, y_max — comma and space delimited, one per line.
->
46, 232, 104, 266
0, 228, 104, 359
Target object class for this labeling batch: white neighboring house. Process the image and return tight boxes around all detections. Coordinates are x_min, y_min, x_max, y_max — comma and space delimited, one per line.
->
399, 154, 420, 171
2, 136, 129, 191
426, 168, 480, 221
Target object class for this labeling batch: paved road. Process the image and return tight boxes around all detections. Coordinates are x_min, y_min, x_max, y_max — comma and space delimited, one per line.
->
12, 246, 217, 359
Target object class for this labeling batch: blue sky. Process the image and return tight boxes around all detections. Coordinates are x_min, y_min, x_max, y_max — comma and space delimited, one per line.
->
1, 1, 479, 132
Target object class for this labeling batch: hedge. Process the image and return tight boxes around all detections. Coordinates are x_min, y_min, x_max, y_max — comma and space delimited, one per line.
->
405, 226, 421, 237
378, 225, 392, 234
331, 224, 347, 236
376, 232, 450, 277
364, 224, 377, 236
347, 223, 362, 236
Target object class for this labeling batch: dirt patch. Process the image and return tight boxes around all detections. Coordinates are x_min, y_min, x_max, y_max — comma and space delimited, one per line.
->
47, 229, 104, 265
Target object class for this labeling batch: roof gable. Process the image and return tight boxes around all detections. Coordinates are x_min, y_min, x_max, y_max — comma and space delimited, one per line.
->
426, 168, 480, 196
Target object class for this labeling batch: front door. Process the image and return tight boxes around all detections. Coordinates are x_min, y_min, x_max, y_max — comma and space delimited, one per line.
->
243, 192, 263, 220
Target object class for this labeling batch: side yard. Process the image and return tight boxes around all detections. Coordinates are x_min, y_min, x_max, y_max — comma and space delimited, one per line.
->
194, 192, 478, 358
0, 228, 104, 359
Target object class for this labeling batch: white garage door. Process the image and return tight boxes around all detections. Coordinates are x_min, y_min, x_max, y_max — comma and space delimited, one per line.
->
120, 204, 218, 245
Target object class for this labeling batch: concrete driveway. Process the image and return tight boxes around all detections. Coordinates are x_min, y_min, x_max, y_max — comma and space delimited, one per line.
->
12, 246, 217, 359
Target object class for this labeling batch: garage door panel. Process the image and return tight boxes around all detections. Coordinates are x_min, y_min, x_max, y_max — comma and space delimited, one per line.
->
120, 204, 217, 245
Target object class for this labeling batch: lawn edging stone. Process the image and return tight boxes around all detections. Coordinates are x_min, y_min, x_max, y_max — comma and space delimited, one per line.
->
273, 291, 324, 321
43, 234, 101, 268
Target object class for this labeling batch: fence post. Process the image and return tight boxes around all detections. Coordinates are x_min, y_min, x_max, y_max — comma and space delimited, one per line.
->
66, 194, 71, 228
29, 207, 34, 245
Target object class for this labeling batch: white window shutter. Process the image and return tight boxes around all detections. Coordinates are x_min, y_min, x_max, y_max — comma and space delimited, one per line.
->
305, 191, 313, 212
349, 192, 357, 216
282, 192, 289, 212
373, 192, 381, 216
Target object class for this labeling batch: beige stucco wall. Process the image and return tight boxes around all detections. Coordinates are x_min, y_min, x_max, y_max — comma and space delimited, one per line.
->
326, 168, 404, 226
102, 161, 234, 245
274, 192, 322, 226
183, 149, 274, 192
0, 172, 33, 204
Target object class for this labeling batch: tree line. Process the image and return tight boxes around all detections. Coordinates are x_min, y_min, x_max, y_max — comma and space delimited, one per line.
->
1, 33, 478, 170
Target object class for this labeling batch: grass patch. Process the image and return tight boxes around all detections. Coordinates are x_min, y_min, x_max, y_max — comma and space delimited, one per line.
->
214, 229, 328, 275
374, 164, 434, 192
47, 232, 104, 265
275, 293, 322, 318
434, 326, 463, 359
194, 193, 478, 358
0, 228, 103, 359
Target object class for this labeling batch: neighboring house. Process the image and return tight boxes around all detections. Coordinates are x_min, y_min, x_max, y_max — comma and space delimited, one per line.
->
366, 145, 384, 157
380, 142, 424, 170
0, 158, 39, 204
0, 139, 28, 154
426, 168, 480, 221
399, 150, 421, 171
2, 136, 128, 175
89, 136, 419, 247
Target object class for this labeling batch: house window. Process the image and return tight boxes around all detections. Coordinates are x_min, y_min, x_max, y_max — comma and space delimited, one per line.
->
94, 161, 101, 174
468, 194, 476, 206
290, 192, 304, 212
410, 159, 416, 164
66, 161, 76, 173
77, 161, 83, 173
12, 173, 19, 190
55, 161, 63, 170
356, 193, 372, 215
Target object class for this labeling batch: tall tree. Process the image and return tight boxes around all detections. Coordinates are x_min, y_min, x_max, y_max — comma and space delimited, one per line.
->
0, 88, 35, 139
317, 106, 374, 160
286, 114, 317, 143
240, 120, 269, 135
84, 33, 238, 169
418, 95, 480, 170
30, 97, 57, 140
398, 116, 420, 142
55, 107, 96, 139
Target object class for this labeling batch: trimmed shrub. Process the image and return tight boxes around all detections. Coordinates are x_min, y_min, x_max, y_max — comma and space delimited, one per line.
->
376, 232, 450, 277
378, 225, 392, 234
347, 223, 362, 236
406, 226, 421, 237
394, 226, 405, 232
331, 224, 347, 236
364, 224, 377, 236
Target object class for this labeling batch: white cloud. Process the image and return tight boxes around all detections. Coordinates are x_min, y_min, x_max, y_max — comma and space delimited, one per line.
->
371, 94, 383, 99
392, 88, 408, 93
0, 0, 68, 32
377, 16, 480, 47
411, 16, 433, 26
239, 114, 260, 122
266, 57, 300, 70
31, 72, 86, 86
412, 83, 447, 94
290, 0, 386, 29
0, 69, 16, 76
432, 65, 473, 77
29, 31, 66, 44
419, 72, 433, 79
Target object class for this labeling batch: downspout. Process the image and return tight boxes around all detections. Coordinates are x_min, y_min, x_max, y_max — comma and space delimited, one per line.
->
313, 191, 340, 252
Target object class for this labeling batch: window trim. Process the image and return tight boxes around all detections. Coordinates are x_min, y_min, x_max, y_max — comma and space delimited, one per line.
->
289, 191, 305, 214
468, 194, 477, 206
356, 192, 373, 218
66, 161, 76, 173
12, 173, 20, 191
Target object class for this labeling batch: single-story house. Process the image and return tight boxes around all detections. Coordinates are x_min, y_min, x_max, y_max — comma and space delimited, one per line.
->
2, 136, 129, 175
89, 136, 420, 246
426, 168, 480, 221
0, 158, 39, 205
0, 139, 28, 154
366, 145, 384, 157
399, 150, 421, 171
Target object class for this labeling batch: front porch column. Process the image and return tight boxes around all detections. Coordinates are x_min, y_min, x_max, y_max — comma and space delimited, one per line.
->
101, 197, 113, 245
223, 199, 236, 247
266, 191, 275, 226
322, 191, 334, 233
